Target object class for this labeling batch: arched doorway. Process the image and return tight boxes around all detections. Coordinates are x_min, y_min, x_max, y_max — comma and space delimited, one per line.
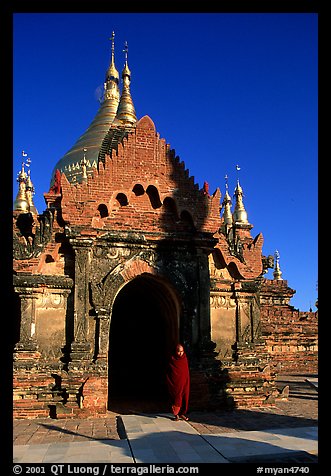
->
107, 273, 180, 412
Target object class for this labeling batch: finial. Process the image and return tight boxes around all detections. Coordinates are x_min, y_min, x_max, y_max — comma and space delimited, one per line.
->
223, 174, 232, 201
235, 164, 241, 184
225, 174, 229, 192
273, 249, 283, 280
110, 31, 115, 60
108, 31, 116, 76
123, 41, 128, 63
26, 157, 31, 169
121, 41, 131, 78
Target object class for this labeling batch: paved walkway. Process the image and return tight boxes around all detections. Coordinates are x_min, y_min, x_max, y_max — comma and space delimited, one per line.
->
13, 374, 318, 465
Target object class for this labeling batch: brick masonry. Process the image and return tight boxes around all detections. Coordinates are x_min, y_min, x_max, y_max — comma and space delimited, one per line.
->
260, 279, 318, 374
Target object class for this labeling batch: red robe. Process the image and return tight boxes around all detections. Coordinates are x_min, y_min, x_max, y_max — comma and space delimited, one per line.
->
166, 352, 190, 416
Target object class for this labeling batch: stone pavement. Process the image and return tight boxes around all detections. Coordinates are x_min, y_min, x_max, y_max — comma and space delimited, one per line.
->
12, 374, 318, 465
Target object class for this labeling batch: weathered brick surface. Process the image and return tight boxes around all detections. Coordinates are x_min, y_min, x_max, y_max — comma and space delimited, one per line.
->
260, 279, 318, 374
59, 116, 220, 236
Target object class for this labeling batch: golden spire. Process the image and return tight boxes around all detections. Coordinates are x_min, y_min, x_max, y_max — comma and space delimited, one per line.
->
232, 165, 249, 225
122, 40, 131, 77
114, 41, 137, 126
273, 249, 283, 280
51, 33, 121, 184
104, 31, 120, 99
25, 169, 38, 214
221, 174, 233, 226
13, 152, 30, 213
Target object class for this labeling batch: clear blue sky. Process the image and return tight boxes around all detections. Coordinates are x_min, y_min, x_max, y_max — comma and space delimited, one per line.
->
13, 12, 318, 311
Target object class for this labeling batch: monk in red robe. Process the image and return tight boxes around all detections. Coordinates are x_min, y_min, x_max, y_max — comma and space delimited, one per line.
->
166, 344, 190, 421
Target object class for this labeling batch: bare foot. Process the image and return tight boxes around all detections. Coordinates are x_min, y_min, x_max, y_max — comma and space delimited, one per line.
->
179, 414, 189, 421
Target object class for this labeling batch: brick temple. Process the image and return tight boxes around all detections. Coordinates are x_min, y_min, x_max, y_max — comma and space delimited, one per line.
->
13, 35, 318, 419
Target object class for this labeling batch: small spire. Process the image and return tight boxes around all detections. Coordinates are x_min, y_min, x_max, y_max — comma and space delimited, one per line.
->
114, 40, 136, 126
273, 249, 283, 280
232, 166, 249, 225
13, 151, 30, 213
23, 153, 38, 213
81, 148, 88, 180
25, 169, 38, 214
106, 31, 119, 82
221, 174, 233, 225
103, 31, 120, 105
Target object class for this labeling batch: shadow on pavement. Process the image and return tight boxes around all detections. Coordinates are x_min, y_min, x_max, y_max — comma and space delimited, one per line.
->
188, 407, 317, 435
32, 421, 318, 464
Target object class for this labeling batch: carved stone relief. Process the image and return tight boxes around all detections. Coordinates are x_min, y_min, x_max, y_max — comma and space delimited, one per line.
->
13, 209, 54, 259
210, 294, 236, 309
36, 292, 65, 308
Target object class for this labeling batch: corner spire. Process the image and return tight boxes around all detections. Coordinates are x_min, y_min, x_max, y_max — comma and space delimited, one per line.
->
14, 158, 29, 212
273, 249, 283, 280
25, 168, 38, 214
232, 165, 250, 225
221, 174, 233, 226
14, 151, 38, 213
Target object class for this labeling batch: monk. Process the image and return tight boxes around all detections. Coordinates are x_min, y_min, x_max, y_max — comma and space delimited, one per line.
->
166, 343, 190, 421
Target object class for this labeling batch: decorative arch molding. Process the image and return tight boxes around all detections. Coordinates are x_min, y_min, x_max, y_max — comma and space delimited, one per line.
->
119, 257, 159, 282
91, 255, 185, 315
109, 256, 161, 305
117, 256, 188, 314
90, 255, 185, 362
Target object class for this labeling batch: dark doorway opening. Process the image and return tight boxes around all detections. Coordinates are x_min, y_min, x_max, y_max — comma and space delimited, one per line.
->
108, 274, 179, 413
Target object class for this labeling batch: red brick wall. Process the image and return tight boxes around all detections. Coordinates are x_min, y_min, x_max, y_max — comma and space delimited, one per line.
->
60, 116, 221, 235
260, 279, 318, 374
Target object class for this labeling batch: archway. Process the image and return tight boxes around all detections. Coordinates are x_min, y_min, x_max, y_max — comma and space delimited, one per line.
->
107, 273, 180, 412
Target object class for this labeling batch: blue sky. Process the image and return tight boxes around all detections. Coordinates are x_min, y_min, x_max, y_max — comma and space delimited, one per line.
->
13, 12, 318, 311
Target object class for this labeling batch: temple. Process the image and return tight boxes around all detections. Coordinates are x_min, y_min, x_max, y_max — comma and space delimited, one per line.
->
13, 34, 318, 419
